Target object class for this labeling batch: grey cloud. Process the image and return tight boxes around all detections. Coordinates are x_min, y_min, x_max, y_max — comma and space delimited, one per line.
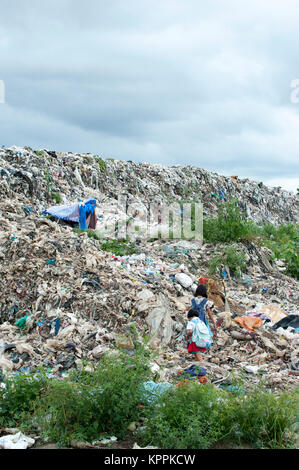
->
0, 0, 298, 191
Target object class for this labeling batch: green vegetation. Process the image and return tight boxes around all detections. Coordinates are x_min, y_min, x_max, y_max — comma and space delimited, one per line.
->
43, 169, 62, 205
261, 223, 299, 279
100, 239, 136, 256
51, 192, 62, 204
94, 156, 107, 172
140, 381, 298, 449
203, 200, 298, 279
36, 346, 152, 445
74, 228, 100, 240
203, 199, 258, 244
0, 345, 297, 448
0, 368, 48, 428
209, 246, 247, 278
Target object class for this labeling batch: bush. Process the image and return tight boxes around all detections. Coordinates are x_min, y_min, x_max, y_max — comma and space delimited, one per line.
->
219, 387, 299, 448
260, 224, 299, 279
140, 381, 298, 449
203, 200, 258, 243
140, 382, 225, 449
0, 369, 48, 427
35, 343, 153, 445
209, 246, 247, 278
202, 200, 298, 279
51, 192, 62, 204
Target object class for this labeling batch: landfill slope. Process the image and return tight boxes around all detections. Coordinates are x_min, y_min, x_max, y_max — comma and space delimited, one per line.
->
0, 145, 298, 391
0, 145, 298, 225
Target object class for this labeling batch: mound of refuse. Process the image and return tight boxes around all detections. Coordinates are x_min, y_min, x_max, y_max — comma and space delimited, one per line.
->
0, 145, 298, 392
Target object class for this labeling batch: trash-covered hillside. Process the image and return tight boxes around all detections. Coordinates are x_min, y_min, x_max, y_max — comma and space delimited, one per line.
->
0, 145, 298, 393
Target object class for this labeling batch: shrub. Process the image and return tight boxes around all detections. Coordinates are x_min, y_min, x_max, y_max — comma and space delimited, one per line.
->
35, 342, 153, 445
0, 369, 48, 427
140, 381, 298, 449
51, 192, 62, 204
209, 245, 247, 278
203, 200, 258, 243
219, 387, 299, 448
260, 223, 299, 279
140, 381, 225, 449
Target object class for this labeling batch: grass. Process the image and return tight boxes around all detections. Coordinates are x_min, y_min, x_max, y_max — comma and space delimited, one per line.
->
202, 200, 298, 279
0, 345, 297, 449
51, 192, 62, 204
100, 239, 137, 256
74, 228, 100, 240
139, 380, 298, 449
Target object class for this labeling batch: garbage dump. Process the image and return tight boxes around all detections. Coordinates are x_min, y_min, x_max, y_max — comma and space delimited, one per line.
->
0, 145, 298, 393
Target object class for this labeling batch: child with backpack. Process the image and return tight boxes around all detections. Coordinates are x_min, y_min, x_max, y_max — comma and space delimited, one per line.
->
185, 309, 210, 361
185, 285, 217, 361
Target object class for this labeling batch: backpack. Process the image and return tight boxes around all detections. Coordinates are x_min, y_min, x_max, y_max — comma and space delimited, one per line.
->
190, 317, 212, 348
191, 298, 209, 326
190, 298, 213, 348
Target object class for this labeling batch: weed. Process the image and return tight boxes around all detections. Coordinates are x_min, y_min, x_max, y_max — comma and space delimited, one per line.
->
203, 200, 298, 279
203, 200, 258, 243
94, 156, 107, 172
0, 369, 48, 428
74, 228, 101, 240
139, 380, 298, 449
36, 344, 153, 445
209, 245, 247, 278
100, 239, 136, 256
51, 192, 62, 204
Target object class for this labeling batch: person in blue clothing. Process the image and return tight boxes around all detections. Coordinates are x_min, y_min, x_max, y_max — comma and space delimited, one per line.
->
193, 284, 217, 334
185, 285, 217, 360
185, 309, 207, 361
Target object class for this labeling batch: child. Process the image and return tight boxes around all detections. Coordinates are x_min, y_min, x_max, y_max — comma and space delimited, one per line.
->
185, 309, 211, 362
191, 284, 217, 339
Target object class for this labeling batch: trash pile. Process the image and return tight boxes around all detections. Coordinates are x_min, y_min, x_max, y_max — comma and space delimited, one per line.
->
0, 145, 298, 226
0, 146, 298, 393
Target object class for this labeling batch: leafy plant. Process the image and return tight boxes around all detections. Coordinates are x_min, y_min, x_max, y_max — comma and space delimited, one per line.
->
51, 192, 62, 204
203, 200, 258, 243
100, 239, 136, 256
36, 343, 153, 445
94, 156, 107, 172
140, 380, 298, 449
209, 246, 247, 278
0, 369, 48, 427
261, 223, 299, 279
74, 228, 100, 240
140, 381, 225, 449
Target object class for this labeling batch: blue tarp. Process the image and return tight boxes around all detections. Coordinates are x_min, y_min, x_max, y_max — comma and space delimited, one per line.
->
43, 199, 96, 230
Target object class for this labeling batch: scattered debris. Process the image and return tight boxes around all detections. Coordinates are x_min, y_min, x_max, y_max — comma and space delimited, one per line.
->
0, 145, 298, 394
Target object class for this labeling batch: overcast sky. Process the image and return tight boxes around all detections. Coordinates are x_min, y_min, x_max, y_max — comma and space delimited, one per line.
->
0, 0, 298, 192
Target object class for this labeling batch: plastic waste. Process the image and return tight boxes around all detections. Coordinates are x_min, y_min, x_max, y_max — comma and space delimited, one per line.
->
0, 432, 35, 449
